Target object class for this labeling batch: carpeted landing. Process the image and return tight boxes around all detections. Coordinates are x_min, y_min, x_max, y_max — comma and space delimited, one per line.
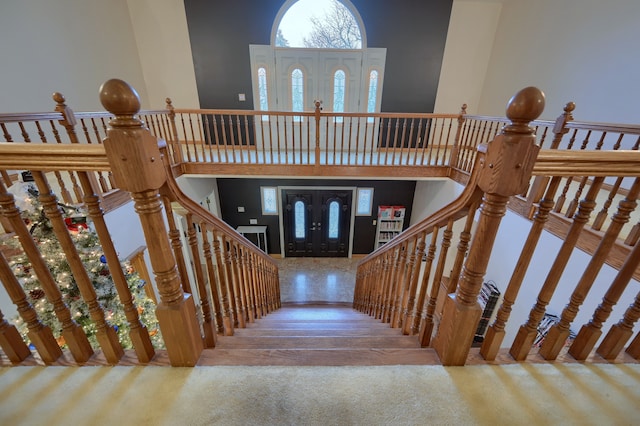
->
1, 363, 639, 425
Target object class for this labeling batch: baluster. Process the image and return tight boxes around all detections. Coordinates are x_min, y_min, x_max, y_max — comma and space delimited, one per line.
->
0, 179, 93, 363
397, 237, 417, 329
32, 171, 124, 363
211, 115, 225, 162
597, 291, 640, 360
369, 259, 382, 316
575, 235, 640, 360
177, 112, 191, 162
0, 252, 62, 364
413, 118, 424, 166
539, 178, 640, 360
100, 79, 203, 366
161, 199, 192, 294
240, 248, 256, 322
389, 242, 408, 327
185, 216, 216, 348
448, 203, 479, 289
202, 226, 224, 335
231, 243, 248, 327
220, 235, 238, 327
564, 176, 589, 218
203, 114, 214, 162
525, 102, 575, 213
275, 116, 282, 164
481, 176, 564, 360
249, 252, 262, 319
0, 307, 31, 363
411, 226, 438, 335
34, 120, 74, 204
511, 177, 604, 360
0, 251, 62, 363
402, 233, 427, 335
592, 177, 623, 230
625, 221, 640, 246
420, 219, 453, 346
212, 231, 233, 335
381, 250, 396, 323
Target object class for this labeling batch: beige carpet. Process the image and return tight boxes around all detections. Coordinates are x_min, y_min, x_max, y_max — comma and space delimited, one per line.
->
1, 363, 639, 425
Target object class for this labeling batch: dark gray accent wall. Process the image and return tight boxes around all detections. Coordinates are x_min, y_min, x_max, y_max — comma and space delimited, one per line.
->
217, 178, 416, 255
183, 0, 453, 112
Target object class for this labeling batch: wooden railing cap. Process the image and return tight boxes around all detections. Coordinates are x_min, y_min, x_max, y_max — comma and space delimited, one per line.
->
99, 79, 141, 127
504, 86, 545, 133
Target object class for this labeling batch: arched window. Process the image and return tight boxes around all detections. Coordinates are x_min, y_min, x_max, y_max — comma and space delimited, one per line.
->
276, 0, 364, 49
291, 68, 304, 112
258, 67, 269, 111
328, 200, 340, 239
333, 69, 346, 114
294, 200, 305, 238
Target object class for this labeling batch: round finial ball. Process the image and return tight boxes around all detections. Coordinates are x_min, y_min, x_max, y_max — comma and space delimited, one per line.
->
505, 86, 545, 123
99, 79, 141, 115
52, 92, 66, 104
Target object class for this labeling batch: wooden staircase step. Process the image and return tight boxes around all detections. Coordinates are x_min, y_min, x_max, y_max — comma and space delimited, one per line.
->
233, 328, 404, 337
199, 348, 440, 366
241, 321, 394, 330
215, 335, 421, 349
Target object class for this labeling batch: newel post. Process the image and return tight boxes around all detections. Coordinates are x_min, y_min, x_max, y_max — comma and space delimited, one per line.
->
314, 100, 322, 167
449, 103, 467, 169
432, 87, 545, 365
99, 79, 203, 366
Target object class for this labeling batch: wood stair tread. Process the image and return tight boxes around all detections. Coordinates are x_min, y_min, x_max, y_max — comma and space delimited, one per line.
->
215, 335, 421, 349
199, 348, 440, 366
232, 328, 404, 337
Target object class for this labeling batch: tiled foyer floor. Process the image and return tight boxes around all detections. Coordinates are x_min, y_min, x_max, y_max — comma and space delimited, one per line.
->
276, 257, 359, 303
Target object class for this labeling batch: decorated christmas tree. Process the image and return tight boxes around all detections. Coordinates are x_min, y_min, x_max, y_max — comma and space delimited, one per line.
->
4, 180, 163, 350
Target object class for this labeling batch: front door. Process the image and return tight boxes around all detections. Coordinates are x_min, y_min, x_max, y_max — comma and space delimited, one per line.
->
283, 189, 352, 257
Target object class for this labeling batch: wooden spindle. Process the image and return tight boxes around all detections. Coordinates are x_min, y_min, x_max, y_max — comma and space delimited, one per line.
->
390, 242, 408, 328
402, 233, 427, 335
541, 178, 640, 360
420, 220, 453, 346
0, 251, 62, 363
213, 230, 233, 336
32, 169, 125, 363
0, 179, 93, 363
481, 176, 563, 360
202, 228, 224, 334
185, 216, 215, 348
411, 226, 438, 335
161, 199, 192, 295
398, 237, 418, 331
0, 308, 31, 363
432, 87, 544, 365
511, 177, 604, 361
100, 78, 203, 366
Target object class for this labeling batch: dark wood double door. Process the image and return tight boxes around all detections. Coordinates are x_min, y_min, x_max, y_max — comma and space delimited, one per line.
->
283, 189, 352, 257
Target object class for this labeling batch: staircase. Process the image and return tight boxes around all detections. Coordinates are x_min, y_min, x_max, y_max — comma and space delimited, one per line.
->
198, 303, 440, 366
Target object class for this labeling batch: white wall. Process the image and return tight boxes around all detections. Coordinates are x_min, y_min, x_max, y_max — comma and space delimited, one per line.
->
477, 0, 640, 122
0, 0, 149, 112
434, 0, 503, 114
410, 179, 465, 226
125, 0, 200, 109
0, 0, 199, 113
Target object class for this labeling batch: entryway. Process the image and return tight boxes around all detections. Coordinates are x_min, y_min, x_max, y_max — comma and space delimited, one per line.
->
282, 188, 353, 257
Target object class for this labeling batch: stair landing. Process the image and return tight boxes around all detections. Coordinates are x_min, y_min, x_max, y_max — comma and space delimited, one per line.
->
198, 303, 440, 366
